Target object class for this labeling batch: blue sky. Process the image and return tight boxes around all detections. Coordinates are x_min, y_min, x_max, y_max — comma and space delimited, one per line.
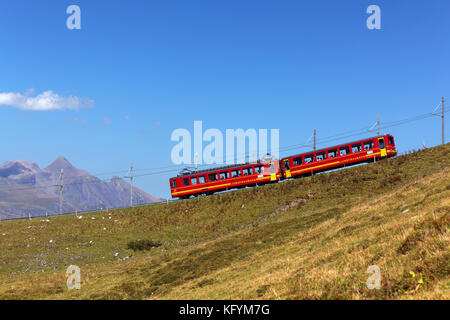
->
1, 0, 449, 199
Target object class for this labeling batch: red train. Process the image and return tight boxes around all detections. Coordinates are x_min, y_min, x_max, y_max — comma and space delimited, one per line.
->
169, 134, 396, 199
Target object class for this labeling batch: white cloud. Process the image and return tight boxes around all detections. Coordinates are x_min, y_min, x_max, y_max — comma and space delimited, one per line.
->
0, 90, 94, 111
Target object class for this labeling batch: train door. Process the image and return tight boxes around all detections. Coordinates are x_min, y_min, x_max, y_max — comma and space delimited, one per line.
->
269, 162, 277, 181
283, 159, 291, 178
378, 138, 387, 157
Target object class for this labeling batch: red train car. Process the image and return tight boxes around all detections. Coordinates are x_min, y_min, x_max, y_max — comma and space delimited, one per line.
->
279, 134, 396, 179
169, 134, 397, 199
170, 160, 281, 199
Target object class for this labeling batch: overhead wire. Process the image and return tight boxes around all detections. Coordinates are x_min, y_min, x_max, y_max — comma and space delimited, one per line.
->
0, 105, 448, 190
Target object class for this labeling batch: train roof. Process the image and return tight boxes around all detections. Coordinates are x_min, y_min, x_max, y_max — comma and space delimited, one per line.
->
171, 160, 267, 178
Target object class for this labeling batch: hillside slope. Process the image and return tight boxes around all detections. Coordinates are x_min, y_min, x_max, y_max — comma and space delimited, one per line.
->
0, 144, 448, 299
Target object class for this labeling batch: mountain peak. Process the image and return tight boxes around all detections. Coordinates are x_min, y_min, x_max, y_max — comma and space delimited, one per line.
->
56, 156, 69, 162
45, 156, 76, 172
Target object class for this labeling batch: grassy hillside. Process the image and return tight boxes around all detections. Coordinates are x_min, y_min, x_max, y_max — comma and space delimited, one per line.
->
0, 144, 449, 300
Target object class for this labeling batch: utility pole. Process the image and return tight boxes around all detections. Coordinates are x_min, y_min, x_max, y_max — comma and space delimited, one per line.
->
442, 96, 445, 145
125, 161, 134, 207
377, 112, 380, 136
432, 97, 445, 145
129, 161, 134, 207
58, 169, 64, 215
313, 129, 317, 151
368, 114, 380, 136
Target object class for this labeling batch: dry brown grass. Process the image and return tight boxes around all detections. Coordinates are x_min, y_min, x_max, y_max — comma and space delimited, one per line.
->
159, 170, 449, 300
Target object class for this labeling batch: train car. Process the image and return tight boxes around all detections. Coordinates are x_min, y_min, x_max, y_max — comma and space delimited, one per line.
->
170, 160, 281, 199
279, 134, 396, 179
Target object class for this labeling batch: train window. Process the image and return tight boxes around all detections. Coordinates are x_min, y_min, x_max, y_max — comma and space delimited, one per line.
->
231, 169, 241, 178
183, 178, 190, 186
379, 138, 385, 149
304, 154, 314, 163
328, 149, 337, 158
208, 173, 218, 182
198, 176, 206, 183
352, 143, 362, 153
316, 152, 326, 161
219, 171, 229, 180
255, 165, 264, 174
339, 146, 350, 156
293, 157, 303, 166
191, 177, 198, 185
284, 161, 290, 170
364, 141, 374, 150
171, 180, 177, 188
249, 167, 253, 175
388, 136, 394, 145
243, 168, 250, 175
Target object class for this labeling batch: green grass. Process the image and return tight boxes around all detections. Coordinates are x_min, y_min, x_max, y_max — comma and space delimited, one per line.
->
0, 144, 449, 299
